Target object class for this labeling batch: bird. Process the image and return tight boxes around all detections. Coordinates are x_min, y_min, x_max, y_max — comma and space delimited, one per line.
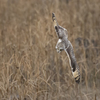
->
52, 13, 80, 83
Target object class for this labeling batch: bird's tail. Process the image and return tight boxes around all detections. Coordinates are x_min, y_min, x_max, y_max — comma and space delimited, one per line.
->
52, 13, 58, 28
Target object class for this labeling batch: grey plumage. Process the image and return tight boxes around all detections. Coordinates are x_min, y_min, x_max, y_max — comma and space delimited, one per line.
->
52, 13, 80, 83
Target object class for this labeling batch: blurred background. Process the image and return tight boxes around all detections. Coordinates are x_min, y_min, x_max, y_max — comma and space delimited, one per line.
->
0, 0, 100, 100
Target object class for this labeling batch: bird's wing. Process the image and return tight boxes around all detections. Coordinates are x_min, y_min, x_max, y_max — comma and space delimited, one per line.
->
58, 25, 68, 38
52, 13, 68, 38
65, 41, 80, 83
52, 13, 59, 37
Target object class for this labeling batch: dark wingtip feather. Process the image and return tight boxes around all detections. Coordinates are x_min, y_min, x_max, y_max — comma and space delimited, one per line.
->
75, 77, 80, 83
52, 13, 55, 17
52, 13, 55, 20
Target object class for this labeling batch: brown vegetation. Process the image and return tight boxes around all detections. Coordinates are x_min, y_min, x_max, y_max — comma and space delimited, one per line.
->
0, 0, 100, 100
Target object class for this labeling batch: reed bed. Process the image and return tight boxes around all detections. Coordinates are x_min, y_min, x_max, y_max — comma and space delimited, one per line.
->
0, 0, 100, 100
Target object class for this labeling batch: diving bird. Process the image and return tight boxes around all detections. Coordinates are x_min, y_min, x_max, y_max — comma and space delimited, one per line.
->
52, 13, 80, 83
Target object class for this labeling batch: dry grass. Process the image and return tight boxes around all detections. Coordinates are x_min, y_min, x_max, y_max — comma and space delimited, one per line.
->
0, 0, 100, 100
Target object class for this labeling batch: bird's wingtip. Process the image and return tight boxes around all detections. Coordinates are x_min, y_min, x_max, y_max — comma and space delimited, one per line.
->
52, 13, 55, 17
75, 77, 80, 83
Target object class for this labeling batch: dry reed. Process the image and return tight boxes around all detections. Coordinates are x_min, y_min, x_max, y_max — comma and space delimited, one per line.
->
0, 0, 100, 100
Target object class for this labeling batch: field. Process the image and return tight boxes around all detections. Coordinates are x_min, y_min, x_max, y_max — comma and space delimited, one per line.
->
0, 0, 100, 100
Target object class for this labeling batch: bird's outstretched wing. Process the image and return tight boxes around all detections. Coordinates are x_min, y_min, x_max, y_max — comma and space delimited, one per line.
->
65, 41, 80, 83
52, 13, 68, 39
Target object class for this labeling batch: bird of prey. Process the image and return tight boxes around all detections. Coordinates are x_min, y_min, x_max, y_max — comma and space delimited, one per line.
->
52, 13, 80, 83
